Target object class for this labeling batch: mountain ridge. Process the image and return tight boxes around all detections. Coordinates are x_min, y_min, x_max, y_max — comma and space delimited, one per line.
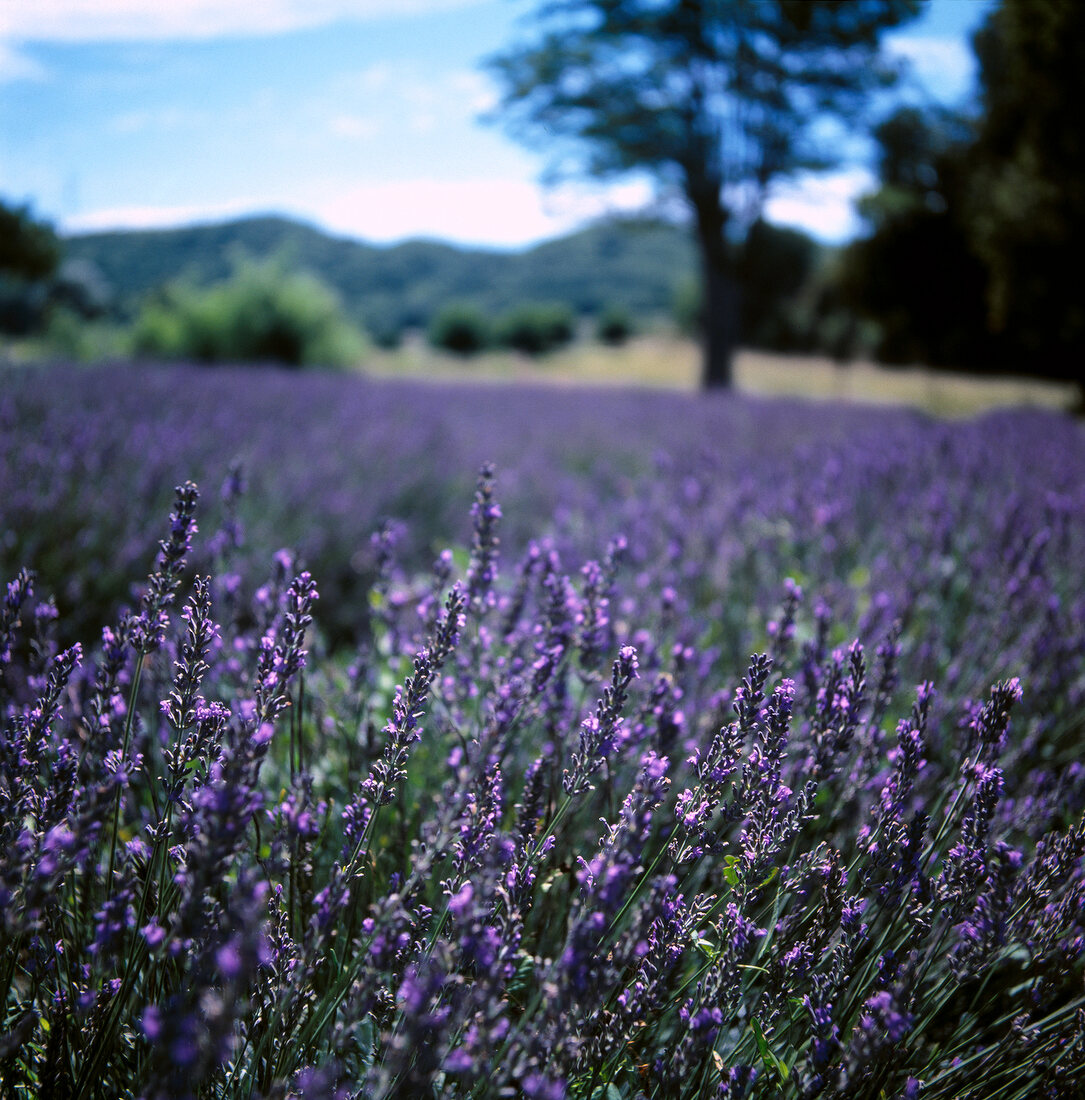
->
62, 213, 698, 336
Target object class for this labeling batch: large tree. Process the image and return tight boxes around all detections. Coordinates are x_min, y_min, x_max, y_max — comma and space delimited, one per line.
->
966, 0, 1085, 385
0, 199, 60, 282
0, 200, 61, 336
487, 0, 922, 388
839, 106, 998, 369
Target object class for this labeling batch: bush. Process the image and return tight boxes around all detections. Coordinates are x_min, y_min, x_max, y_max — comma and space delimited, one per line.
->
39, 307, 129, 363
595, 302, 635, 345
427, 302, 491, 355
0, 274, 49, 336
493, 301, 575, 355
131, 258, 367, 368
672, 274, 703, 336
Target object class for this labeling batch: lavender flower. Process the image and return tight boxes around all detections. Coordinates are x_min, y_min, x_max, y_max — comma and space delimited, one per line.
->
361, 585, 465, 806
465, 461, 501, 618
2, 369, 1084, 1099
133, 481, 199, 654
563, 644, 639, 796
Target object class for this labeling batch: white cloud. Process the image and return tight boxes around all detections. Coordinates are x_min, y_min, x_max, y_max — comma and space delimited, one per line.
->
0, 40, 46, 82
885, 36, 976, 103
763, 167, 875, 244
0, 0, 485, 43
328, 114, 380, 140
63, 198, 261, 233
448, 70, 498, 114
337, 63, 498, 111
323, 63, 504, 146
349, 63, 396, 93
58, 176, 657, 248
310, 177, 657, 247
58, 169, 874, 249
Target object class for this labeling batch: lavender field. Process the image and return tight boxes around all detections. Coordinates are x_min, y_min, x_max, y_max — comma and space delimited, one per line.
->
2, 361, 1084, 1098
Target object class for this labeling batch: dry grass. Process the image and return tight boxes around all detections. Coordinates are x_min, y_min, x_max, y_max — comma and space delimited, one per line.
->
360, 332, 1079, 418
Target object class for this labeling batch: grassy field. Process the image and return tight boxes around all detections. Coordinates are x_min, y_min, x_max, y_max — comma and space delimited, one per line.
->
362, 331, 1080, 417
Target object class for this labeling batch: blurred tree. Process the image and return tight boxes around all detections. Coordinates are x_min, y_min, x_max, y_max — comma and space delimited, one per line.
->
596, 301, 636, 344
494, 301, 576, 355
966, 0, 1085, 386
840, 106, 997, 368
132, 257, 367, 368
0, 200, 62, 335
427, 302, 492, 355
487, 0, 922, 388
736, 217, 819, 350
0, 200, 60, 281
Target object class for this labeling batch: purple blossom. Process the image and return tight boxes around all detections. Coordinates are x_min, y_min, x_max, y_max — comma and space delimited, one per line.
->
2, 370, 1085, 1099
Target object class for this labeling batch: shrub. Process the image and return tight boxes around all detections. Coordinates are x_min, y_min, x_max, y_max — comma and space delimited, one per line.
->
0, 274, 49, 336
672, 274, 703, 336
38, 307, 129, 363
131, 258, 367, 368
427, 302, 491, 355
493, 301, 575, 355
595, 302, 635, 345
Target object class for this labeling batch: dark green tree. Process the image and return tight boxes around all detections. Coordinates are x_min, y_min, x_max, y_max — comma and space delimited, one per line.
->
966, 0, 1085, 386
840, 106, 997, 368
736, 217, 819, 351
1, 200, 62, 335
486, 0, 922, 388
0, 200, 60, 281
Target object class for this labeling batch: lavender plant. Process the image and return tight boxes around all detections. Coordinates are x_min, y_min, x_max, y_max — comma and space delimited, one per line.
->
1, 365, 1083, 1098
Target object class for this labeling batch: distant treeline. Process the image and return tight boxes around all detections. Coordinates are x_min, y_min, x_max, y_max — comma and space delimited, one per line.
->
60, 215, 697, 346
3, 7, 1085, 397
6, 209, 862, 361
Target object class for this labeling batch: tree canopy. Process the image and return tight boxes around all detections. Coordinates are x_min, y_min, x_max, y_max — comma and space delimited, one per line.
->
840, 0, 1085, 397
487, 0, 922, 387
966, 0, 1085, 380
0, 200, 60, 281
840, 105, 996, 369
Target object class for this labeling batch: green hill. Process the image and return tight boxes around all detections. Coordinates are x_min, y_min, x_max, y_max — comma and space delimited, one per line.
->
62, 215, 697, 337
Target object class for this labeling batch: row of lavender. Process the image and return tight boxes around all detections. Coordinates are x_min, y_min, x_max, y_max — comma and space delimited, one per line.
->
2, 362, 1084, 1097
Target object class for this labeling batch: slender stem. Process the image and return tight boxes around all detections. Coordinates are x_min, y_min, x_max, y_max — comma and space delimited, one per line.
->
104, 651, 146, 902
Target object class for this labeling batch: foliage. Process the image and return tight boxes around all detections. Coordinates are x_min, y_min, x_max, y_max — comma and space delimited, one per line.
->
0, 277, 50, 338
839, 106, 996, 368
130, 258, 367, 368
494, 301, 576, 356
672, 275, 703, 338
64, 215, 697, 336
965, 0, 1085, 384
49, 259, 114, 322
671, 221, 846, 356
366, 317, 404, 350
0, 200, 60, 282
839, 0, 1085, 393
36, 309, 130, 364
595, 303, 635, 346
427, 302, 492, 355
486, 0, 922, 387
0, 201, 63, 337
59, 214, 861, 363
1, 372, 1084, 1096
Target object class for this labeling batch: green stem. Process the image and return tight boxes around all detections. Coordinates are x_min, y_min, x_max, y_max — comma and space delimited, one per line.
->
104, 651, 146, 902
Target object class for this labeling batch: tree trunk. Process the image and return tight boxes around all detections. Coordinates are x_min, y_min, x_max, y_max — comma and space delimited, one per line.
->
689, 183, 738, 390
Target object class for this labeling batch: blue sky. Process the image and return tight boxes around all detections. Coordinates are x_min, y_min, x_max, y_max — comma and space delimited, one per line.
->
0, 0, 995, 250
